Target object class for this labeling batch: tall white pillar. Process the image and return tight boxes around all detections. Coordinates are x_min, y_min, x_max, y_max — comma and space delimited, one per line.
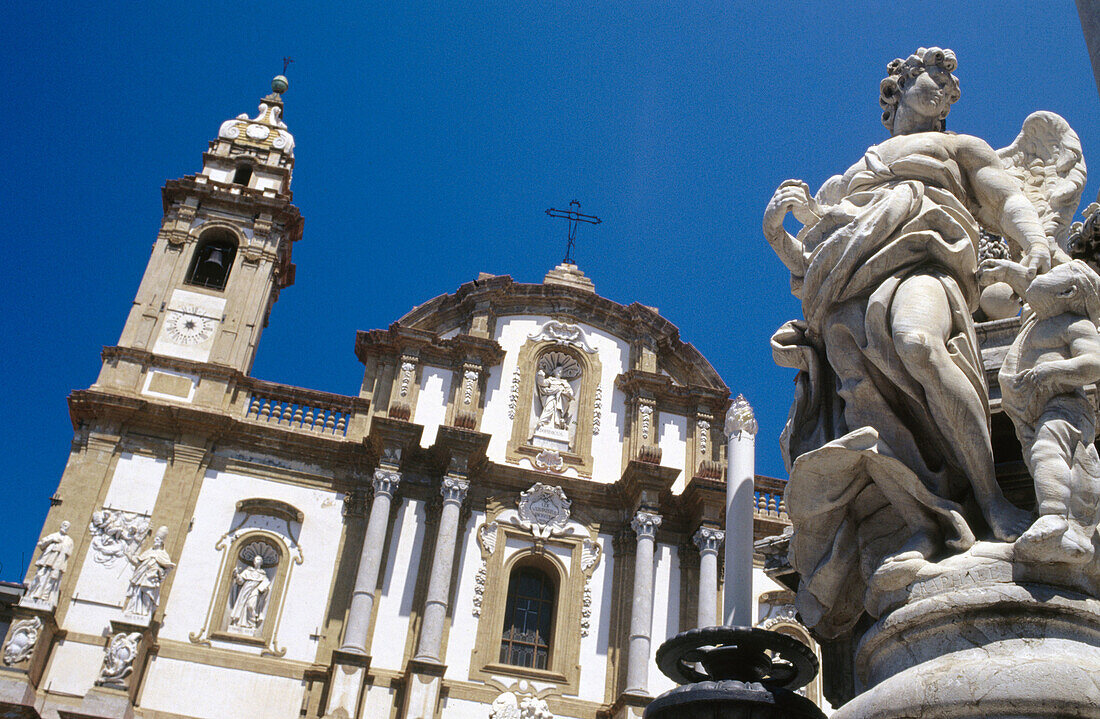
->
413, 474, 469, 662
693, 526, 724, 628
625, 509, 662, 694
724, 394, 757, 627
340, 468, 401, 654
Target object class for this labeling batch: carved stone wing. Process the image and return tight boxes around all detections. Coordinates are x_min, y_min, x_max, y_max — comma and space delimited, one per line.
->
994, 111, 1087, 251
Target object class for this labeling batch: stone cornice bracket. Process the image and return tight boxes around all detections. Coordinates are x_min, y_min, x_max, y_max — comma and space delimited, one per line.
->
725, 394, 758, 437
631, 510, 663, 540
372, 468, 402, 500
693, 526, 725, 555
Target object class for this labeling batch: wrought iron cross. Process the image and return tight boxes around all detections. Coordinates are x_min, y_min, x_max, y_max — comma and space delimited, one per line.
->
283, 57, 294, 74
546, 200, 601, 264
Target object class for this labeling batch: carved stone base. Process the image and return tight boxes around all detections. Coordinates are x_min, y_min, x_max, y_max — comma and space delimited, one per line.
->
58, 686, 134, 719
834, 582, 1100, 718
400, 659, 446, 719
0, 671, 39, 719
321, 650, 371, 719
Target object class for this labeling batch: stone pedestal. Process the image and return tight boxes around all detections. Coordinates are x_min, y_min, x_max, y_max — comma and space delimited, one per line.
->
0, 607, 59, 719
400, 659, 446, 719
834, 581, 1100, 718
321, 650, 371, 719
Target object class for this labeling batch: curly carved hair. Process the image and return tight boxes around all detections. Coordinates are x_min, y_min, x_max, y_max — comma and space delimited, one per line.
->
880, 47, 961, 133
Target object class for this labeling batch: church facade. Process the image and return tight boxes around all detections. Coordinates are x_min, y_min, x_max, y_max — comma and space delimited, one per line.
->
0, 78, 807, 719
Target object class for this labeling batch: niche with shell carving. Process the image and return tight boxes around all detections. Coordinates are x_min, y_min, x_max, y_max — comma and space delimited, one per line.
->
507, 340, 602, 477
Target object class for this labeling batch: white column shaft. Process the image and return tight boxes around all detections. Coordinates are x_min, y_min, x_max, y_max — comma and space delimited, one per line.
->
625, 511, 661, 694
340, 477, 397, 653
725, 430, 755, 626
697, 547, 719, 628
414, 476, 468, 662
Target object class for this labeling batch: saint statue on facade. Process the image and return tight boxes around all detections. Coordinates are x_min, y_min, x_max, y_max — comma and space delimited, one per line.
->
535, 366, 574, 430
228, 554, 273, 632
123, 526, 174, 619
765, 47, 1088, 636
25, 521, 74, 607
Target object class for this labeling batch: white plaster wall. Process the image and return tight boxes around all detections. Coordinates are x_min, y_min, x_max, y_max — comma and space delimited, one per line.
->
363, 683, 398, 717
658, 413, 688, 494
371, 498, 427, 671
158, 469, 344, 663
439, 696, 488, 719
445, 510, 484, 681
140, 656, 305, 719
751, 566, 787, 619
151, 289, 225, 363
577, 532, 613, 703
482, 315, 629, 483
41, 639, 103, 698
648, 542, 680, 697
203, 166, 233, 183
104, 453, 167, 513
414, 366, 454, 447
67, 453, 168, 626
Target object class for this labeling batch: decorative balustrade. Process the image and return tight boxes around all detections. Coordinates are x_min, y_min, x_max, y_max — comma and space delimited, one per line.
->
753, 476, 789, 522
242, 379, 365, 438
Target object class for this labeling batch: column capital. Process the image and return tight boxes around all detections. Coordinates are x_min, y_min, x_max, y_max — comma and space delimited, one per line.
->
440, 475, 470, 505
693, 526, 725, 555
372, 468, 402, 499
630, 510, 662, 540
725, 394, 758, 437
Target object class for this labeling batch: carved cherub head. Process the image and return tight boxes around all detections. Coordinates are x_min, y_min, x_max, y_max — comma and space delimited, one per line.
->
880, 47, 961, 133
1027, 260, 1100, 322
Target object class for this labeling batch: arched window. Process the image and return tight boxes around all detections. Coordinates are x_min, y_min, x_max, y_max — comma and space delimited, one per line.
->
499, 566, 556, 669
185, 229, 237, 291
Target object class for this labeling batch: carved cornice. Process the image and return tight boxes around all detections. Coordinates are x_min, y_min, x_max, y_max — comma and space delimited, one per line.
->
391, 276, 728, 390
354, 324, 505, 370
616, 369, 729, 416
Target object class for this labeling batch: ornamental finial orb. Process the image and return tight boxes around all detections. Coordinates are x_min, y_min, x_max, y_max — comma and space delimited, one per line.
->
272, 75, 289, 95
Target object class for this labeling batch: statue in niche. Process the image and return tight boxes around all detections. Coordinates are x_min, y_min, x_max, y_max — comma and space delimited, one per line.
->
530, 351, 580, 449
24, 521, 74, 607
123, 526, 174, 619
765, 47, 1088, 636
227, 543, 275, 633
979, 258, 1100, 563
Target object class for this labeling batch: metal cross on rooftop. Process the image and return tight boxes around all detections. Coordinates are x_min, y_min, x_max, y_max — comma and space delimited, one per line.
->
546, 200, 601, 264
283, 57, 294, 74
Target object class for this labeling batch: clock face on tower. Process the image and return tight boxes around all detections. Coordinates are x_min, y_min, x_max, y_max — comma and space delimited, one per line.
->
164, 305, 216, 345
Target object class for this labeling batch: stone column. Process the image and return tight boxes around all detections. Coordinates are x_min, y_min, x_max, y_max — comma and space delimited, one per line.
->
724, 394, 757, 627
693, 526, 724, 628
413, 474, 469, 662
625, 509, 662, 694
340, 467, 401, 654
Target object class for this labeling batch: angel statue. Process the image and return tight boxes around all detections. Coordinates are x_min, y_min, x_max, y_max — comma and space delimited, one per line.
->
766, 47, 1087, 637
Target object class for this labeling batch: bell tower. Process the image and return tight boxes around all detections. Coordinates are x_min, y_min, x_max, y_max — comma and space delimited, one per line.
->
99, 75, 302, 396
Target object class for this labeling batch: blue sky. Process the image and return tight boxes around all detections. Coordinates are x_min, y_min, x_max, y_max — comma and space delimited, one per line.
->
1, 3, 1098, 580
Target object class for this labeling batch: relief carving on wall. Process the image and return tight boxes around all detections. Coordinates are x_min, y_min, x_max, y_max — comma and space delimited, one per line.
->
527, 320, 597, 354
530, 352, 581, 451
2, 617, 42, 666
517, 483, 572, 539
89, 509, 151, 568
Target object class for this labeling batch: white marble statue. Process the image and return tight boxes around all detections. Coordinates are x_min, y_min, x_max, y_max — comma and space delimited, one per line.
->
979, 258, 1100, 564
123, 526, 174, 619
535, 366, 574, 431
228, 554, 272, 632
767, 47, 1088, 636
24, 521, 74, 608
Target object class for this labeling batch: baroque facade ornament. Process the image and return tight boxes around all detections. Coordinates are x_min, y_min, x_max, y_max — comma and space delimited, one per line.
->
440, 475, 470, 504
23, 521, 74, 609
592, 384, 602, 435
639, 404, 654, 441
533, 449, 565, 473
98, 631, 143, 686
463, 368, 479, 405
2, 616, 42, 666
527, 320, 597, 354
517, 483, 571, 538
631, 510, 662, 540
124, 526, 174, 620
580, 537, 602, 637
697, 419, 710, 453
372, 468, 402, 499
471, 522, 499, 617
508, 367, 521, 419
488, 690, 554, 719
399, 361, 415, 397
89, 509, 151, 567
693, 526, 725, 555
228, 552, 274, 634
724, 394, 757, 437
